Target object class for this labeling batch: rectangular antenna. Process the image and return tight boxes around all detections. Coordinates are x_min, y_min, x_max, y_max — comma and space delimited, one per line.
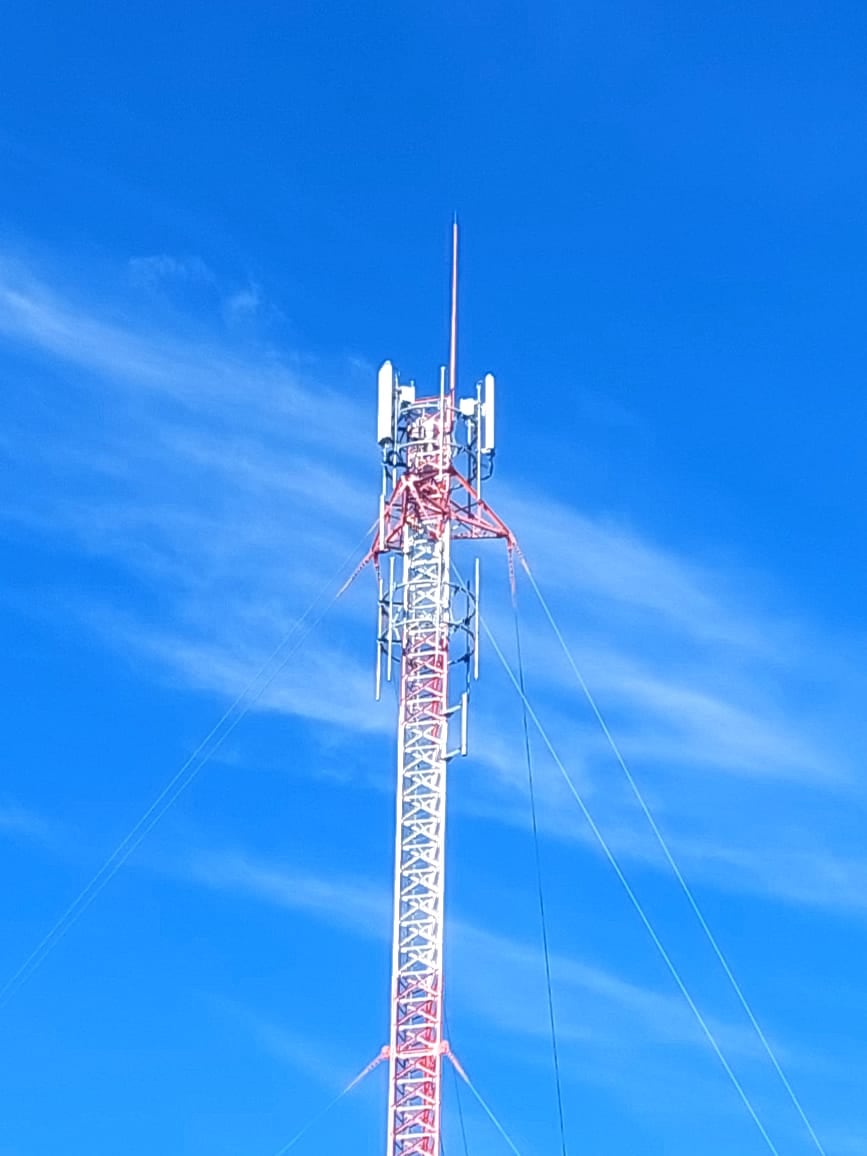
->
375, 569, 384, 701
377, 360, 395, 445
386, 554, 396, 681
481, 372, 495, 453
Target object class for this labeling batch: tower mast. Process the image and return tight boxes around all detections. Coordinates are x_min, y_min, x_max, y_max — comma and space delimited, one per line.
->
371, 225, 513, 1156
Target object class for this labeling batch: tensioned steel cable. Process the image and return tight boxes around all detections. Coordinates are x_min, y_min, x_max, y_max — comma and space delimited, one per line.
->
444, 1010, 471, 1156
268, 1048, 386, 1156
452, 1059, 470, 1156
511, 592, 569, 1156
518, 557, 828, 1156
446, 1053, 526, 1156
0, 526, 376, 1010
479, 612, 784, 1156
270, 1084, 353, 1156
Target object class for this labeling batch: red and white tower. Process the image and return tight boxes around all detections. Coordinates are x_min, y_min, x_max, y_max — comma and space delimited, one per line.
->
370, 224, 514, 1156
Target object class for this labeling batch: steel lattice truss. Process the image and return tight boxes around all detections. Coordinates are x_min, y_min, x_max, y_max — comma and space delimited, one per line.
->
368, 238, 514, 1156
389, 466, 451, 1156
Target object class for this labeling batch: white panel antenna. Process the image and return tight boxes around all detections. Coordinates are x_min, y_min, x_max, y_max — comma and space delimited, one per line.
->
377, 360, 395, 444
481, 372, 495, 453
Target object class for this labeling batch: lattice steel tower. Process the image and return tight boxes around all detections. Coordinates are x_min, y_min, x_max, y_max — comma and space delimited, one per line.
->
369, 223, 514, 1156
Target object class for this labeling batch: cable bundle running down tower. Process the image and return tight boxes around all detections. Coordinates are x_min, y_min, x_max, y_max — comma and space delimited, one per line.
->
368, 223, 514, 1156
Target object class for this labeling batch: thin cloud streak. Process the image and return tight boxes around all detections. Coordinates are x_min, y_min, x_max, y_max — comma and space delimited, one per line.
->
0, 802, 51, 842
504, 495, 761, 650
187, 849, 388, 937
1, 251, 863, 924
0, 255, 364, 452
183, 849, 799, 1072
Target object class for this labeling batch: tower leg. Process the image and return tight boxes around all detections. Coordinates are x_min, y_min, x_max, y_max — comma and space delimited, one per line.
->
387, 529, 450, 1156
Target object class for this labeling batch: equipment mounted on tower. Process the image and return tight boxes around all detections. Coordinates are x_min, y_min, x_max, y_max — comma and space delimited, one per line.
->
364, 222, 515, 1156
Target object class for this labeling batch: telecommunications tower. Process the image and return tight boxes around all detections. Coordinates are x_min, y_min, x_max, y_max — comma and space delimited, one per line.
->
368, 223, 514, 1156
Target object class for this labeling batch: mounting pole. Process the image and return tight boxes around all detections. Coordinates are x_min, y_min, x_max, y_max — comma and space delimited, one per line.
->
369, 226, 514, 1156
449, 216, 458, 409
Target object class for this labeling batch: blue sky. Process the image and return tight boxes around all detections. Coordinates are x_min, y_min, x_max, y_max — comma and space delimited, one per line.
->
2, 2, 867, 1153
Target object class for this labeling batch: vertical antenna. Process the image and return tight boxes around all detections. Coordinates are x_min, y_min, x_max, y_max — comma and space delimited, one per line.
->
449, 217, 459, 409
473, 556, 481, 681
376, 568, 385, 701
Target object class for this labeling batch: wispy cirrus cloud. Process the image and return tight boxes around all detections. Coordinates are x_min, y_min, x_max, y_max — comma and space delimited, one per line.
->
180, 846, 863, 1150
187, 849, 387, 937
181, 849, 803, 1081
127, 253, 216, 289
209, 997, 362, 1090
3, 248, 864, 1154
507, 496, 755, 648
0, 253, 361, 445
0, 801, 51, 843
1, 248, 865, 924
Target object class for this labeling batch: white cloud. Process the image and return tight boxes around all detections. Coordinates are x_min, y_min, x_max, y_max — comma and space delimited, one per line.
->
0, 802, 50, 842
222, 282, 261, 322
2, 250, 860, 1152
181, 849, 799, 1082
448, 921, 787, 1067
128, 254, 215, 288
0, 254, 360, 445
1, 249, 864, 925
677, 839, 867, 912
504, 494, 759, 649
187, 849, 388, 937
